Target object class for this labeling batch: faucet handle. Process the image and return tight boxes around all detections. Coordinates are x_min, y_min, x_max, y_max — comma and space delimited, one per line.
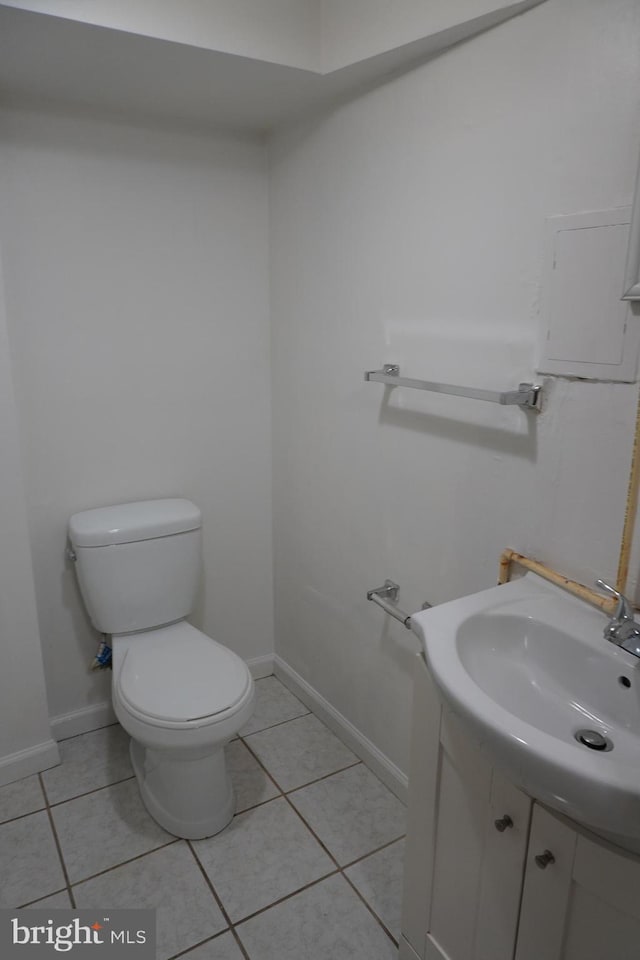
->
595, 579, 634, 621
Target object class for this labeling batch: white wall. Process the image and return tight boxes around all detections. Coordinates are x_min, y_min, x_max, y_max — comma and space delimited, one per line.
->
269, 0, 640, 775
0, 0, 321, 70
0, 108, 273, 725
0, 255, 58, 782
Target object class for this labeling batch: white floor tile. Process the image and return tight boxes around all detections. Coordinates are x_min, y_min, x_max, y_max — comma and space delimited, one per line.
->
236, 874, 397, 960
52, 779, 172, 883
0, 811, 66, 908
345, 839, 405, 940
289, 764, 406, 865
0, 775, 45, 824
240, 677, 308, 736
243, 714, 357, 791
226, 740, 279, 814
42, 725, 133, 804
192, 797, 334, 922
74, 842, 226, 960
180, 931, 246, 960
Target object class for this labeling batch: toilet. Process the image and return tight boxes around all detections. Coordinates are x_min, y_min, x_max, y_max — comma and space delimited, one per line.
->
68, 498, 255, 840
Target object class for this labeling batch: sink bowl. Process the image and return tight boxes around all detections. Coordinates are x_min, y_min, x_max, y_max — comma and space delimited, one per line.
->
411, 572, 640, 851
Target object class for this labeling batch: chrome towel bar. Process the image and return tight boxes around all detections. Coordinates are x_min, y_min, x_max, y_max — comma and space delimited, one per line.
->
365, 364, 542, 410
367, 580, 432, 630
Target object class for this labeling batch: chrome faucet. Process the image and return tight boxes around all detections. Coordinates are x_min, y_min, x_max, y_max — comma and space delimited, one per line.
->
596, 579, 640, 659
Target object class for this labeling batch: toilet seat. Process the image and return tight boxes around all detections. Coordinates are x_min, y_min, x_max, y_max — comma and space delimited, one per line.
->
115, 621, 252, 729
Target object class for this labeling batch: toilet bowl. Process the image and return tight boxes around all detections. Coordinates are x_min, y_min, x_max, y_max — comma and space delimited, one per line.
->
68, 498, 255, 839
113, 621, 254, 838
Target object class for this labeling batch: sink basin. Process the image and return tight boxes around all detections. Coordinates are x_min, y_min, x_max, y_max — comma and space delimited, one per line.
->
411, 572, 640, 851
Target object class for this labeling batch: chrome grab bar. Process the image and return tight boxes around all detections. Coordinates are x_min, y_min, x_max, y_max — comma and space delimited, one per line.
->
367, 580, 432, 630
364, 364, 542, 410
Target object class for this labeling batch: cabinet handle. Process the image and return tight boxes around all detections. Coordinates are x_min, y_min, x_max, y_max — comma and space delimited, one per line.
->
534, 849, 555, 869
494, 815, 514, 832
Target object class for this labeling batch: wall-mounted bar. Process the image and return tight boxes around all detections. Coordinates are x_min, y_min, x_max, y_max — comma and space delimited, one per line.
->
365, 364, 542, 410
367, 579, 432, 630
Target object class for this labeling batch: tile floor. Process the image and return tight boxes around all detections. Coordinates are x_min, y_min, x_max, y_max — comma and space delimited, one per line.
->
0, 676, 406, 959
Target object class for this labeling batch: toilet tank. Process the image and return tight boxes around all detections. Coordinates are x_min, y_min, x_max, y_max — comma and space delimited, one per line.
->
68, 499, 202, 635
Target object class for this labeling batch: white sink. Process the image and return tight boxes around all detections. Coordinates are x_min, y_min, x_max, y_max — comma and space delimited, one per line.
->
411, 573, 640, 851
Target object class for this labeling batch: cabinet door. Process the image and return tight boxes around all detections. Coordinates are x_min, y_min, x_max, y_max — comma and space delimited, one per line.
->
474, 770, 532, 960
426, 710, 530, 960
514, 804, 578, 960
516, 805, 640, 960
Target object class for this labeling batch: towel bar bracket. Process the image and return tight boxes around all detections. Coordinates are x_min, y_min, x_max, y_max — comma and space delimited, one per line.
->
367, 579, 400, 604
367, 579, 432, 630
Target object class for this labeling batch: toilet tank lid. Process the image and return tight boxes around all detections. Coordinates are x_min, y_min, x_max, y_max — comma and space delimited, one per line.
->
69, 499, 202, 547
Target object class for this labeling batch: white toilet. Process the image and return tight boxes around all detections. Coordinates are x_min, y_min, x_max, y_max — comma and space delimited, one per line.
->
68, 498, 255, 840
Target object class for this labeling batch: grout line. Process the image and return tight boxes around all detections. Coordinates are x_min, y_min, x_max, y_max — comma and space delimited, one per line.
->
239, 710, 311, 738
230, 740, 282, 800
341, 870, 399, 947
56, 721, 119, 744
340, 834, 406, 871
69, 839, 181, 889
284, 760, 362, 796
18, 887, 70, 909
222, 921, 250, 958
165, 927, 236, 960
281, 793, 341, 869
236, 738, 286, 795
232, 868, 340, 927
240, 735, 362, 799
186, 842, 251, 960
47, 775, 136, 809
0, 805, 48, 828
38, 773, 51, 806
38, 774, 76, 909
234, 794, 282, 817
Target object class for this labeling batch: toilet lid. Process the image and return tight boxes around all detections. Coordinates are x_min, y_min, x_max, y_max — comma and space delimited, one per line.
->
117, 622, 251, 723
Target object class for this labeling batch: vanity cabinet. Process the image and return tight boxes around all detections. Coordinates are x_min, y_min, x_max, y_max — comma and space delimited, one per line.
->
400, 654, 640, 960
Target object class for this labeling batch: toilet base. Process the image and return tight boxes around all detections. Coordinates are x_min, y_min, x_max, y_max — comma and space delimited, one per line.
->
130, 738, 235, 840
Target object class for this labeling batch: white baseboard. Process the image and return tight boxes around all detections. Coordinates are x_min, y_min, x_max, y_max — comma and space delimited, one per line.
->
274, 655, 408, 804
50, 701, 117, 741
0, 739, 60, 787
247, 654, 275, 680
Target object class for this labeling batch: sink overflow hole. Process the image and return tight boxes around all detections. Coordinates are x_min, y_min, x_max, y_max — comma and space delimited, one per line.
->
619, 676, 631, 688
574, 729, 613, 752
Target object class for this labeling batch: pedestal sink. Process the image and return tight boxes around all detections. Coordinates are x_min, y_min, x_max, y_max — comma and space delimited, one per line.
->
410, 573, 640, 852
